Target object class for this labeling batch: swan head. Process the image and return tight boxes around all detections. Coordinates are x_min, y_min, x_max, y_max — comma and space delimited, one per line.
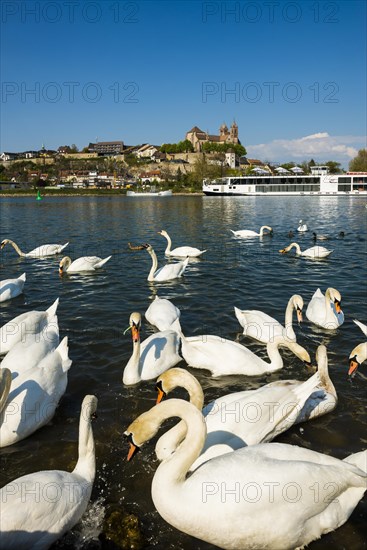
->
326, 288, 342, 313
124, 407, 156, 461
155, 367, 195, 404
158, 230, 168, 238
0, 239, 10, 250
292, 295, 304, 322
59, 256, 72, 274
348, 343, 367, 377
127, 312, 141, 343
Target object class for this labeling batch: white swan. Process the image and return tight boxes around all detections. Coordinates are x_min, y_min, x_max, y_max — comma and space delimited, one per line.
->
59, 255, 112, 273
0, 273, 26, 302
171, 320, 311, 377
154, 366, 321, 470
234, 294, 303, 343
230, 225, 272, 238
123, 312, 182, 385
306, 287, 344, 329
0, 298, 59, 355
297, 219, 308, 232
279, 242, 333, 258
145, 295, 181, 331
1, 239, 69, 258
348, 342, 367, 376
1, 314, 59, 378
0, 394, 97, 550
142, 243, 189, 282
158, 229, 206, 258
0, 337, 72, 447
348, 321, 367, 376
125, 398, 367, 550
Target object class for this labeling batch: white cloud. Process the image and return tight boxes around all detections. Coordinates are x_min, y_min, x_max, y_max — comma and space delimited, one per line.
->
246, 133, 366, 167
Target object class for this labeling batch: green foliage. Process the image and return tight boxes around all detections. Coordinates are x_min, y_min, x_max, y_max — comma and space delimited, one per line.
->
349, 149, 367, 172
201, 142, 246, 156
160, 140, 194, 153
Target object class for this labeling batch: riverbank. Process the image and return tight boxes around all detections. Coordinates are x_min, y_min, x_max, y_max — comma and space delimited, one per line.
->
0, 190, 204, 197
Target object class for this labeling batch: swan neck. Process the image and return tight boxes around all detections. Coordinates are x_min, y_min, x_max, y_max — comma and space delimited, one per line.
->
284, 298, 296, 339
73, 401, 96, 482
8, 240, 25, 257
289, 243, 301, 254
148, 249, 158, 281
265, 341, 283, 372
123, 336, 141, 384
153, 400, 206, 483
163, 233, 172, 254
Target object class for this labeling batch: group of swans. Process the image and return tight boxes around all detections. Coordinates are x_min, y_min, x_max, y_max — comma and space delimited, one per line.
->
0, 273, 26, 302
154, 345, 336, 470
0, 394, 97, 549
125, 396, 366, 550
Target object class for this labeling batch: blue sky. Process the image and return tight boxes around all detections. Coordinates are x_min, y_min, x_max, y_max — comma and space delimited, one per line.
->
1, 0, 366, 167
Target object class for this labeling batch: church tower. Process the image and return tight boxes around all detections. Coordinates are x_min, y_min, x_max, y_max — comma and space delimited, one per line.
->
230, 121, 239, 143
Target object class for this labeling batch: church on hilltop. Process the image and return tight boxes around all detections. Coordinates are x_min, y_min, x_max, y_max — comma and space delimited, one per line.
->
185, 121, 240, 152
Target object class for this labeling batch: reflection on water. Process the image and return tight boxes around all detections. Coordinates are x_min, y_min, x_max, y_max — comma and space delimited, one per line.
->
0, 195, 366, 549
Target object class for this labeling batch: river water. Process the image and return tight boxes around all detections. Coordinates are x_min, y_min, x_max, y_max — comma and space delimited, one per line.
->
0, 195, 366, 549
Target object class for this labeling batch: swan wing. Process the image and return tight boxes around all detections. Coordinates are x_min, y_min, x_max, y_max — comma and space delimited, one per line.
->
234, 307, 282, 342
145, 297, 181, 331
169, 246, 205, 258
0, 274, 26, 302
139, 330, 182, 380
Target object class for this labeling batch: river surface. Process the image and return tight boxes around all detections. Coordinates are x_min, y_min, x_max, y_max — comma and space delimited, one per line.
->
0, 195, 366, 549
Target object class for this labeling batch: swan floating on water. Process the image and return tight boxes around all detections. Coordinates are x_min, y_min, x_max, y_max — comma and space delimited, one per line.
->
125, 398, 367, 550
171, 320, 311, 376
312, 232, 329, 241
306, 287, 344, 329
158, 229, 206, 258
141, 243, 189, 282
230, 225, 272, 238
145, 295, 181, 331
234, 294, 303, 343
279, 242, 333, 258
297, 220, 308, 232
0, 337, 72, 447
154, 365, 321, 470
348, 320, 367, 376
0, 394, 97, 549
0, 298, 59, 355
0, 273, 26, 302
1, 239, 69, 258
123, 312, 182, 385
59, 255, 112, 273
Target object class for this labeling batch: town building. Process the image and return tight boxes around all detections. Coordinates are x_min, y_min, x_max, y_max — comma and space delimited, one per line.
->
88, 141, 124, 156
185, 122, 240, 152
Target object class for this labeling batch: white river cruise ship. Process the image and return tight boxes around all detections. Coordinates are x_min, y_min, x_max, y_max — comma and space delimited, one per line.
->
203, 167, 367, 196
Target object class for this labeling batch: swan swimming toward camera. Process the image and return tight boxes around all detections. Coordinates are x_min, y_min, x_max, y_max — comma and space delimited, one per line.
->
279, 242, 333, 259
59, 255, 112, 273
123, 312, 182, 385
297, 220, 308, 232
0, 273, 26, 302
230, 225, 272, 238
158, 230, 206, 258
0, 394, 97, 549
1, 239, 69, 258
306, 287, 344, 329
125, 398, 367, 550
234, 294, 303, 343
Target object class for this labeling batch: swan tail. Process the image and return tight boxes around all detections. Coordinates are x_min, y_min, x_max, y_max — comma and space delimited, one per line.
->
47, 297, 60, 317
353, 319, 367, 337
56, 336, 72, 372
343, 450, 367, 474
94, 255, 112, 268
59, 242, 69, 252
19, 273, 26, 282
230, 230, 236, 235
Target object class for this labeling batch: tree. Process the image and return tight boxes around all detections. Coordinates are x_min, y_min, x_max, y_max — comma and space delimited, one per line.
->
70, 144, 79, 153
325, 161, 342, 174
349, 149, 367, 172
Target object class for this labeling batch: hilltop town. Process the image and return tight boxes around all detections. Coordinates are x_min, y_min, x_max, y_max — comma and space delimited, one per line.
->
0, 122, 352, 191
